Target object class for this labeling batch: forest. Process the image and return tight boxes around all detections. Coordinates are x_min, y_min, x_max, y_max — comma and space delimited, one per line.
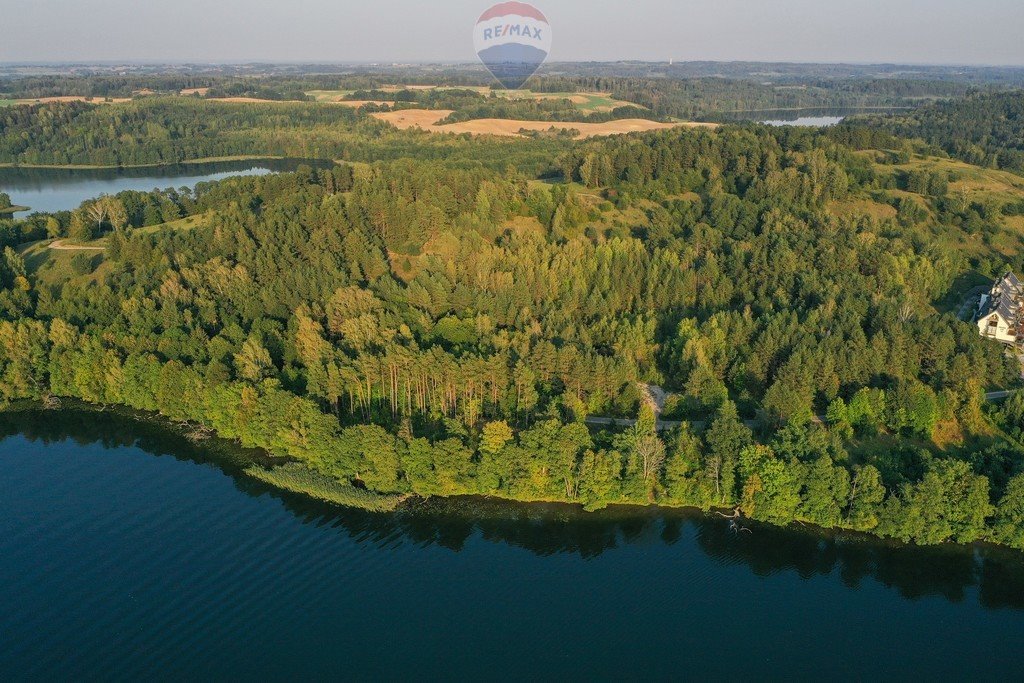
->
856, 92, 1024, 173
0, 68, 999, 121
2, 84, 1024, 550
0, 98, 570, 171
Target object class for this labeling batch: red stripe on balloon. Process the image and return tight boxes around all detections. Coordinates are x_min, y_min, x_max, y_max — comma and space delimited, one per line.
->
477, 2, 548, 23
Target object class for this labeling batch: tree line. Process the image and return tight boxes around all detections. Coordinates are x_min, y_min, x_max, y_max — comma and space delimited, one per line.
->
1, 110, 1024, 548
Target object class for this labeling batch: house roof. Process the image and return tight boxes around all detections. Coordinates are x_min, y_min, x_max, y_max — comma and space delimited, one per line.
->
997, 298, 1016, 321
980, 272, 1022, 327
979, 302, 1011, 322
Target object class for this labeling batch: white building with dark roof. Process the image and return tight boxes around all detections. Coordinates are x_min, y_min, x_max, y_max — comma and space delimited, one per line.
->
978, 271, 1023, 345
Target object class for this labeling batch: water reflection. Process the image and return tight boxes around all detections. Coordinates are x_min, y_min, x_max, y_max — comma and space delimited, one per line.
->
703, 106, 907, 126
2, 406, 1022, 610
0, 158, 333, 215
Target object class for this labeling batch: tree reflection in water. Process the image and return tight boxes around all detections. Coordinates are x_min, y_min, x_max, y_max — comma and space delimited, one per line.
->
3, 406, 1023, 611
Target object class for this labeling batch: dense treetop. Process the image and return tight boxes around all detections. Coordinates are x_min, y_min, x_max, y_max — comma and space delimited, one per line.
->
855, 92, 1024, 173
2, 87, 1024, 549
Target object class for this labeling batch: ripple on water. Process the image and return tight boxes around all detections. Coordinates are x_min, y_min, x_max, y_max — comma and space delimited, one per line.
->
2, 416, 1024, 680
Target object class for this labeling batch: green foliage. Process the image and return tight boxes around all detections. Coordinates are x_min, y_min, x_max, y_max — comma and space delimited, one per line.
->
739, 445, 802, 524
0, 98, 571, 172
861, 92, 1024, 173
993, 475, 1024, 549
1, 92, 1023, 550
799, 456, 851, 528
847, 465, 887, 532
246, 461, 406, 512
825, 398, 853, 439
69, 253, 97, 276
663, 426, 712, 507
878, 459, 993, 545
480, 420, 514, 457
703, 402, 751, 505
886, 382, 939, 438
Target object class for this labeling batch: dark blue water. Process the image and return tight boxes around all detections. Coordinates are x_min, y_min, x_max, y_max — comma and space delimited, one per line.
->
2, 409, 1023, 680
0, 159, 327, 216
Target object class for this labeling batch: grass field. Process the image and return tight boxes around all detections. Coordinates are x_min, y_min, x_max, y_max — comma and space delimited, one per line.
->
305, 90, 394, 107
305, 89, 357, 101
5, 96, 131, 106
878, 154, 1024, 202
305, 86, 641, 113
493, 90, 641, 113
865, 152, 1024, 311
135, 213, 211, 235
371, 108, 714, 138
17, 240, 108, 287
0, 87, 641, 117
14, 213, 211, 286
828, 197, 898, 221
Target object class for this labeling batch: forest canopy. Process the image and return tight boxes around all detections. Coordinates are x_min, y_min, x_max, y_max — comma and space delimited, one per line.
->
2, 86, 1024, 550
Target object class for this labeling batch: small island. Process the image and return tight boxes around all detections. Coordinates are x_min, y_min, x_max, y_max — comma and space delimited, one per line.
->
0, 191, 28, 215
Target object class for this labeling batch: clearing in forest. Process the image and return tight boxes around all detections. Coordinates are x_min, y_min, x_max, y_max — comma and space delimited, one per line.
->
494, 90, 641, 113
371, 109, 716, 139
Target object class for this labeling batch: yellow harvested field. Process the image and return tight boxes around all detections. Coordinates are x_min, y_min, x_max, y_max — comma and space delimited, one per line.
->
373, 109, 456, 128
381, 84, 451, 92
197, 96, 393, 108
180, 87, 210, 96
305, 90, 394, 106
17, 96, 131, 105
371, 109, 716, 139
495, 91, 640, 113
444, 118, 713, 138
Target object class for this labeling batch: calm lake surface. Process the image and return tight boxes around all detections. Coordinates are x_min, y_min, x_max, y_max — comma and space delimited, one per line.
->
2, 409, 1024, 681
0, 159, 328, 216
707, 107, 906, 127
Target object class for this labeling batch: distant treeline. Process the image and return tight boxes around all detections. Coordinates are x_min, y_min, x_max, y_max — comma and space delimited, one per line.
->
0, 99, 574, 171
0, 71, 993, 121
532, 76, 976, 120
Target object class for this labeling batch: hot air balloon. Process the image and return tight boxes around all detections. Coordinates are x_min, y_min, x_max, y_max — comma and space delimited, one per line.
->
473, 2, 551, 90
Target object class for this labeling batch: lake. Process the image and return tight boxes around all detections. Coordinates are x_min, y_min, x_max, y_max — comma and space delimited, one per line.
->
0, 159, 330, 216
2, 408, 1023, 680
706, 107, 906, 127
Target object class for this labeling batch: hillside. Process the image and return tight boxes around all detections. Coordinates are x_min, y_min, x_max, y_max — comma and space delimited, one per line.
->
853, 91, 1024, 173
3, 116, 1024, 547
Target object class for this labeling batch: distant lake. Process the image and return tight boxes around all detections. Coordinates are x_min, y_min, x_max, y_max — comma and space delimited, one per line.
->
2, 408, 1024, 680
706, 107, 906, 127
0, 158, 331, 216
763, 114, 846, 127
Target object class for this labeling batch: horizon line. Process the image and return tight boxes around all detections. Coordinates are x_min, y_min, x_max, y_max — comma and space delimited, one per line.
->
3, 59, 1024, 70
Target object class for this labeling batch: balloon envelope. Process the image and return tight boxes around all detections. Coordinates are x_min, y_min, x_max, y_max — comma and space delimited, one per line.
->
473, 2, 551, 89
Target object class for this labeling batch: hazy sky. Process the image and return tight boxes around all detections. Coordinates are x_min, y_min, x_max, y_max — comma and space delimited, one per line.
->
3, 0, 1023, 65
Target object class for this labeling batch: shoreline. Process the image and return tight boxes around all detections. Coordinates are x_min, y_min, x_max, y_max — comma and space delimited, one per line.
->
709, 105, 915, 114
1, 398, 1020, 557
0, 155, 295, 171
